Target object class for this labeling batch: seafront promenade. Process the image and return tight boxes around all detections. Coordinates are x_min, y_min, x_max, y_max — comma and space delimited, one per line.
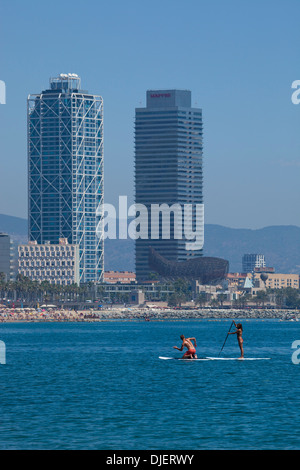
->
0, 306, 299, 322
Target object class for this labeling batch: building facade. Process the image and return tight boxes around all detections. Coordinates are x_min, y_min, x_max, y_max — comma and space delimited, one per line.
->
0, 233, 17, 281
226, 272, 250, 289
28, 73, 104, 284
253, 272, 299, 290
97, 282, 175, 303
242, 254, 266, 273
104, 271, 136, 284
135, 90, 203, 280
18, 239, 80, 285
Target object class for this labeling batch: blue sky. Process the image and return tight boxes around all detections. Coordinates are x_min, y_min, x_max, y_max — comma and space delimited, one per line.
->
0, 0, 299, 228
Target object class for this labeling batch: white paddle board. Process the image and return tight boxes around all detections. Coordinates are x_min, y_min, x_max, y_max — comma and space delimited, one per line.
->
159, 356, 271, 361
206, 357, 271, 361
159, 356, 210, 361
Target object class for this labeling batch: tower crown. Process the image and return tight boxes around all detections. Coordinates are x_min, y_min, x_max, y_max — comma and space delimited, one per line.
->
50, 73, 81, 91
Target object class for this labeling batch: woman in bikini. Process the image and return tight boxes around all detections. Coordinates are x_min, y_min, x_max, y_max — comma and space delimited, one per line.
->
228, 321, 244, 358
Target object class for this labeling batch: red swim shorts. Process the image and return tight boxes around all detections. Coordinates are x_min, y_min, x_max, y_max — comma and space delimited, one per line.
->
184, 349, 196, 356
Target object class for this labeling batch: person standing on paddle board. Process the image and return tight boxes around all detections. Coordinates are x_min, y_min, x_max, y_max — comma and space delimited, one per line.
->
228, 321, 244, 358
173, 335, 198, 359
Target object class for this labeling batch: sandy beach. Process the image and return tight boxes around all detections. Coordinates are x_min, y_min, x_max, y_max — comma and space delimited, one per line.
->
0, 306, 299, 322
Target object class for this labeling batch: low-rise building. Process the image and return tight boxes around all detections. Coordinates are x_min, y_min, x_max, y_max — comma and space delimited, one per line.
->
252, 272, 299, 290
226, 271, 299, 297
18, 238, 80, 285
254, 267, 275, 274
104, 271, 136, 284
97, 282, 174, 303
0, 233, 17, 281
226, 272, 249, 289
130, 290, 145, 305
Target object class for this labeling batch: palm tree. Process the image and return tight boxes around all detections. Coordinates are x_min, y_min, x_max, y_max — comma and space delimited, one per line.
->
274, 289, 285, 308
284, 287, 300, 309
253, 290, 269, 307
236, 293, 252, 308
168, 293, 180, 307
195, 293, 206, 308
209, 298, 219, 308
217, 293, 227, 308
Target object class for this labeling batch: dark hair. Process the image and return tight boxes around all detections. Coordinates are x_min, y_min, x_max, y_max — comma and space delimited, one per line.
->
180, 335, 185, 340
237, 323, 243, 331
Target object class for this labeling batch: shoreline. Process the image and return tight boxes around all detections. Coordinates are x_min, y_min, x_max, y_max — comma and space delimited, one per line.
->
0, 307, 299, 322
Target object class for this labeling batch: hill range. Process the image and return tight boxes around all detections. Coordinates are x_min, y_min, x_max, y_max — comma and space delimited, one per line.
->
1, 214, 299, 274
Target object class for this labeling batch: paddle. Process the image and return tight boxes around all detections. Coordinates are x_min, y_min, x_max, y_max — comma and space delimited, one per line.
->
218, 321, 234, 357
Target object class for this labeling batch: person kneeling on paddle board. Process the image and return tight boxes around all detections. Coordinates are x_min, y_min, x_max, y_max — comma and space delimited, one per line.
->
228, 321, 244, 359
173, 335, 197, 359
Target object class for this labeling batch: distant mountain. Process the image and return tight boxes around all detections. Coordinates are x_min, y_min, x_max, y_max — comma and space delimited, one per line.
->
0, 213, 28, 246
105, 224, 300, 273
204, 224, 300, 274
104, 239, 135, 271
1, 213, 299, 274
0, 213, 27, 236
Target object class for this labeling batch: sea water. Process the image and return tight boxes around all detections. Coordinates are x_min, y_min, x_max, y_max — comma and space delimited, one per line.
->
0, 319, 299, 450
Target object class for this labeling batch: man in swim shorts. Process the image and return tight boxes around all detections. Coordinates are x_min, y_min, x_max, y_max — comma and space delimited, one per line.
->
173, 335, 198, 359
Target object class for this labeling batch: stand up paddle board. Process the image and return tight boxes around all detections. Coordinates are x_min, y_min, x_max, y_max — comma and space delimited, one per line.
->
159, 356, 271, 361
159, 356, 210, 361
206, 357, 271, 361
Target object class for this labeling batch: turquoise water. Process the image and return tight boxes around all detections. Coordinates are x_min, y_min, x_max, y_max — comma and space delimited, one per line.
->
0, 319, 300, 449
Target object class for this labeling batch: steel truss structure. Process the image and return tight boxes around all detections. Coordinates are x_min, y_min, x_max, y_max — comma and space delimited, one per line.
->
28, 74, 104, 284
148, 247, 229, 283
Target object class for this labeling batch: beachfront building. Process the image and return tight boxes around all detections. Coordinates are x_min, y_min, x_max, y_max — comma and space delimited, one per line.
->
135, 90, 204, 281
18, 239, 80, 286
28, 73, 104, 284
242, 254, 266, 273
97, 281, 175, 303
226, 272, 250, 289
252, 272, 299, 290
0, 233, 17, 281
104, 271, 136, 284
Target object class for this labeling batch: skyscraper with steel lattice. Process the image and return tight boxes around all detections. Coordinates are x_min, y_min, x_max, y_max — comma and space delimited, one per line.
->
28, 74, 104, 284
135, 90, 203, 281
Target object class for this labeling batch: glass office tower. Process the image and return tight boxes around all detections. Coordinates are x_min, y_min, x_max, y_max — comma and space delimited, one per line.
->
28, 74, 104, 284
135, 90, 203, 280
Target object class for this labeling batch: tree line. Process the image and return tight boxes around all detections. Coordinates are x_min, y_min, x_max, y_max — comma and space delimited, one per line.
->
0, 273, 97, 305
1, 273, 299, 308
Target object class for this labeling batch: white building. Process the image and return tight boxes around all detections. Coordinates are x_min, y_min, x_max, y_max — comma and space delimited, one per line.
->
18, 238, 80, 285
